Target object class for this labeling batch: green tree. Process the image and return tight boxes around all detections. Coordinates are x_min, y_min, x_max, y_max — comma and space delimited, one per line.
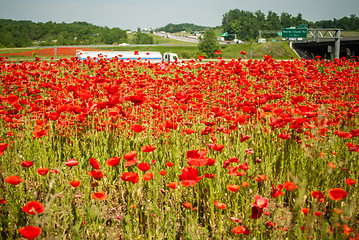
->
197, 29, 219, 58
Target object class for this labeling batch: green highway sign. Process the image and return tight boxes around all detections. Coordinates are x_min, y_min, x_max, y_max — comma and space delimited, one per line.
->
221, 32, 228, 37
299, 24, 308, 29
282, 28, 307, 38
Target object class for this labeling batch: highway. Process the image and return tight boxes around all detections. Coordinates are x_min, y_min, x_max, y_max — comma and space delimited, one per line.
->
153, 32, 200, 43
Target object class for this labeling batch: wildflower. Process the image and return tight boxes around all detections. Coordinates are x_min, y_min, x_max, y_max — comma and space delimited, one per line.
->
283, 181, 298, 191
89, 157, 100, 169
106, 157, 120, 167
141, 145, 156, 152
65, 158, 78, 167
328, 188, 348, 201
37, 168, 49, 176
92, 191, 108, 200
22, 201, 44, 215
21, 161, 33, 168
70, 180, 81, 188
121, 172, 140, 184
138, 162, 151, 172
18, 226, 42, 239
227, 184, 240, 192
345, 178, 356, 186
142, 172, 154, 181
272, 184, 284, 198
182, 202, 192, 209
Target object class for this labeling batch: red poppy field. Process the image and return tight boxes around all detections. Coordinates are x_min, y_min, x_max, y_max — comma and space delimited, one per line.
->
0, 55, 358, 239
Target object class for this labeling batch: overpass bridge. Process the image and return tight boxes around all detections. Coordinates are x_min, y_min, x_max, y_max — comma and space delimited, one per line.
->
292, 37, 359, 60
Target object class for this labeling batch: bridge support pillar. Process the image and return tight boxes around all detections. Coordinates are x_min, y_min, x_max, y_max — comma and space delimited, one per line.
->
334, 30, 341, 59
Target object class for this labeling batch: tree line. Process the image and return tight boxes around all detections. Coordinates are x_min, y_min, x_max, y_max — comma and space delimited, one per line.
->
0, 19, 128, 48
222, 10, 359, 41
156, 23, 209, 33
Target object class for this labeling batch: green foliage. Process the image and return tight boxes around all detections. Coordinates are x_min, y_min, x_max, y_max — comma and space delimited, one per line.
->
222, 10, 359, 41
0, 19, 128, 48
133, 31, 154, 44
197, 29, 219, 58
156, 23, 209, 33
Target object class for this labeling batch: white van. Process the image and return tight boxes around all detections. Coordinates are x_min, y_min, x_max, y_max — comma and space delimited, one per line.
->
257, 38, 266, 43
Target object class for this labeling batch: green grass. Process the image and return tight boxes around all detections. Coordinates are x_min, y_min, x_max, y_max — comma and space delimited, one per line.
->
1, 41, 298, 61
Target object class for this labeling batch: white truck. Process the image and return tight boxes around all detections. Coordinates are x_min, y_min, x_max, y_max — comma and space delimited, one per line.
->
76, 50, 178, 63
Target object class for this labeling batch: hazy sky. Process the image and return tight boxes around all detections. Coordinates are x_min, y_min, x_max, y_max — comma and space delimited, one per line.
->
1, 0, 358, 30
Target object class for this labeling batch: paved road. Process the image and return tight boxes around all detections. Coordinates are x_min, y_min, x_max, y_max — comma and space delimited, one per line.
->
154, 32, 200, 43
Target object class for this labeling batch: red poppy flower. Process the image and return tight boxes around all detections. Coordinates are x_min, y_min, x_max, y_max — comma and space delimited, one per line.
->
141, 145, 156, 152
230, 217, 242, 223
165, 162, 174, 167
251, 206, 263, 219
252, 195, 269, 209
125, 157, 139, 167
240, 134, 250, 142
124, 151, 137, 160
132, 124, 145, 133
0, 143, 9, 153
32, 129, 47, 139
65, 158, 78, 167
178, 166, 203, 187
267, 221, 275, 227
183, 128, 195, 134
214, 201, 226, 209
134, 51, 139, 55
245, 148, 254, 155
18, 226, 42, 240
328, 188, 348, 201
164, 120, 178, 130
121, 172, 140, 184
328, 162, 336, 169
311, 191, 324, 199
89, 157, 100, 169
207, 143, 224, 152
106, 157, 120, 167
48, 112, 60, 121
7, 94, 19, 105
21, 161, 33, 168
271, 184, 284, 198
138, 162, 151, 172
70, 180, 81, 188
227, 184, 240, 192
142, 172, 154, 181
167, 182, 178, 189
232, 226, 244, 234
50, 169, 59, 174
315, 211, 322, 216
0, 198, 6, 204
278, 132, 292, 140
128, 95, 145, 106
159, 170, 166, 176
254, 175, 267, 182
182, 202, 192, 209
92, 191, 108, 200
283, 181, 298, 191
302, 207, 309, 215
215, 50, 222, 55
87, 170, 104, 180
345, 178, 356, 186
205, 173, 215, 179
240, 51, 246, 55
22, 201, 44, 215
37, 168, 49, 176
